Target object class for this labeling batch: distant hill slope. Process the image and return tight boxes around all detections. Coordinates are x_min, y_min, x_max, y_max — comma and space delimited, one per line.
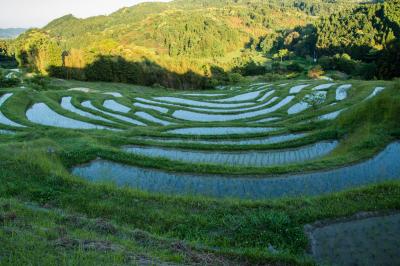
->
0, 28, 27, 39
41, 0, 366, 52
10, 0, 397, 89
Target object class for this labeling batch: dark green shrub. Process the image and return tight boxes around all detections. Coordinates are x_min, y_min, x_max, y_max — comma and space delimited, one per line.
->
330, 71, 349, 80
26, 75, 52, 91
263, 73, 285, 81
241, 61, 266, 76
228, 73, 244, 84
287, 62, 303, 72
0, 72, 20, 87
318, 56, 332, 70
332, 53, 357, 74
152, 83, 166, 90
271, 62, 282, 71
356, 63, 377, 80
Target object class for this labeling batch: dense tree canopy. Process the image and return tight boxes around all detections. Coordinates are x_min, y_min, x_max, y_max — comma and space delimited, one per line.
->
315, 0, 400, 78
7, 0, 398, 88
13, 30, 63, 74
316, 0, 400, 60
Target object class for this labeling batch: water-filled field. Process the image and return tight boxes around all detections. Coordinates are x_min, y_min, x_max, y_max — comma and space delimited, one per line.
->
0, 80, 391, 176
1, 77, 398, 265
307, 213, 400, 266
73, 142, 400, 199
1, 79, 393, 191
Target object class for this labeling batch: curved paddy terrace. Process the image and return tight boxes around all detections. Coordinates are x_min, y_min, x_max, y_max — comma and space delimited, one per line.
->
1, 77, 399, 266
73, 141, 400, 199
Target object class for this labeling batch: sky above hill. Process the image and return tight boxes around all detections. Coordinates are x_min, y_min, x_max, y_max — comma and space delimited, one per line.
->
0, 0, 171, 28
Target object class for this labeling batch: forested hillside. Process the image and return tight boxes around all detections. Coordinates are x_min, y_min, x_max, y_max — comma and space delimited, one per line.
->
314, 0, 400, 78
5, 0, 399, 89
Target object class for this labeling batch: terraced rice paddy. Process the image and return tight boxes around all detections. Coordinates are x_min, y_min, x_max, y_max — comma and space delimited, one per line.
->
1, 77, 399, 266
123, 141, 338, 166
0, 93, 25, 127
319, 109, 346, 121
287, 91, 327, 115
73, 142, 400, 199
0, 129, 14, 134
154, 96, 254, 108
174, 95, 277, 113
0, 111, 25, 127
0, 80, 396, 198
135, 111, 174, 126
138, 133, 307, 145
103, 92, 123, 97
213, 90, 264, 102
365, 87, 385, 100
133, 102, 168, 113
183, 93, 225, 97
103, 100, 131, 113
167, 127, 280, 135
307, 213, 400, 266
61, 97, 113, 123
336, 84, 352, 100
289, 84, 309, 94
81, 101, 146, 126
26, 103, 109, 130
252, 116, 280, 123
312, 83, 336, 91
173, 96, 293, 122
0, 81, 390, 132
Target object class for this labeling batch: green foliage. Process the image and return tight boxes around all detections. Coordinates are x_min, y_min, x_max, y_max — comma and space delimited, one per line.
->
376, 40, 400, 79
154, 13, 241, 58
13, 30, 63, 74
263, 73, 286, 81
316, 2, 400, 60
306, 0, 400, 80
318, 53, 358, 74
357, 62, 378, 80
228, 72, 244, 84
239, 60, 267, 76
265, 24, 317, 59
287, 62, 304, 72
7, 0, 399, 89
0, 40, 18, 68
25, 75, 56, 91
258, 33, 279, 54
0, 40, 10, 56
275, 49, 290, 62
0, 71, 20, 87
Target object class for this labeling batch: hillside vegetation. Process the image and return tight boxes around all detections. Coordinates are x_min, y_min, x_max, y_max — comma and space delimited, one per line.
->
4, 0, 400, 89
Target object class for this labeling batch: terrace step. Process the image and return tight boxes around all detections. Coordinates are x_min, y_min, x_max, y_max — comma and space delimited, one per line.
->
123, 141, 338, 167
72, 142, 400, 199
